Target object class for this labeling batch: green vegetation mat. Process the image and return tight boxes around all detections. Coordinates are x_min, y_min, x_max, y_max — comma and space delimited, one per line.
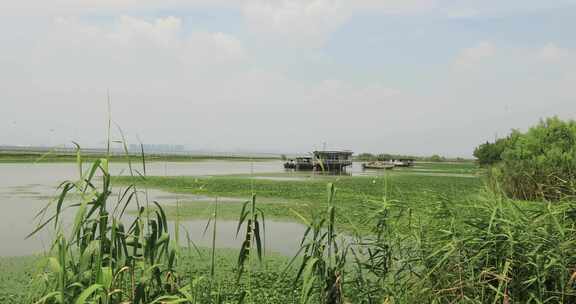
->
114, 168, 482, 234
0, 256, 41, 303
0, 249, 300, 304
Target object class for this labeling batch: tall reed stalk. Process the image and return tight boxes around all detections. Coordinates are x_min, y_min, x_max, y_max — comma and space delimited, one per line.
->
28, 145, 181, 303
286, 183, 348, 304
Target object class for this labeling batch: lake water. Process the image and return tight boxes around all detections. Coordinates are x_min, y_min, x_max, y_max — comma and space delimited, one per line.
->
0, 160, 311, 257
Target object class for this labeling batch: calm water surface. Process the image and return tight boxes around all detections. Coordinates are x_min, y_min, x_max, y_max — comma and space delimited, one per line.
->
0, 160, 310, 257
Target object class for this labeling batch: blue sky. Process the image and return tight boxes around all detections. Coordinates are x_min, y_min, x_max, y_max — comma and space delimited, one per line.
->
1, 0, 575, 157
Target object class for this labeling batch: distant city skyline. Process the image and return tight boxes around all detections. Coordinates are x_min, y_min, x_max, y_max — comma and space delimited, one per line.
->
1, 1, 575, 157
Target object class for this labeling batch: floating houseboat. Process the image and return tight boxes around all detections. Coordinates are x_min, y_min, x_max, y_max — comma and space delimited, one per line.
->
284, 150, 353, 172
313, 150, 353, 171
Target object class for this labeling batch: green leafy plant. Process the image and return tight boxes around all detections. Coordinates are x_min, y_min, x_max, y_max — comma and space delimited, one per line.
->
28, 145, 182, 303
287, 183, 348, 304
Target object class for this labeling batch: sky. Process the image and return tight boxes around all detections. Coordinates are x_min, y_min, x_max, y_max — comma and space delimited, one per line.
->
1, 0, 575, 157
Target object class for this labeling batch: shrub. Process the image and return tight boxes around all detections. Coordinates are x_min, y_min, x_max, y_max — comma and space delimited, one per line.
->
495, 117, 576, 201
377, 153, 393, 161
473, 136, 513, 166
356, 153, 376, 161
428, 154, 445, 162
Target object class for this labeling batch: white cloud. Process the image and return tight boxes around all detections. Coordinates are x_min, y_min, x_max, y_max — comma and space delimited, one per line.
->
193, 32, 245, 58
453, 41, 496, 68
6, 0, 568, 50
1, 4, 575, 156
242, 0, 347, 47
0, 15, 250, 147
44, 15, 245, 66
418, 41, 576, 155
301, 80, 403, 109
444, 8, 479, 19
538, 43, 571, 62
2, 0, 573, 19
0, 0, 433, 50
349, 0, 436, 13
106, 16, 182, 48
0, 0, 237, 16
0, 11, 432, 153
241, 0, 437, 47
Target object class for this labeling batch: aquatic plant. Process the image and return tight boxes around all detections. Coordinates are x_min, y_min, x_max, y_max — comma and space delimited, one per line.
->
286, 183, 348, 304
27, 145, 185, 303
349, 187, 576, 303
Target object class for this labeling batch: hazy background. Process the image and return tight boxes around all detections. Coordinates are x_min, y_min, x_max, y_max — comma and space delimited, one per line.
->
1, 0, 575, 157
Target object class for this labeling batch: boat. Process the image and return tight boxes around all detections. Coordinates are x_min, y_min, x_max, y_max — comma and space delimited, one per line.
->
393, 158, 415, 167
284, 157, 315, 170
284, 151, 353, 172
362, 161, 395, 170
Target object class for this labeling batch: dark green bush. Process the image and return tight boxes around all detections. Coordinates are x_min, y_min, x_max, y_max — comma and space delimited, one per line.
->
356, 153, 377, 161
495, 117, 576, 201
377, 153, 393, 161
473, 136, 513, 166
428, 154, 445, 162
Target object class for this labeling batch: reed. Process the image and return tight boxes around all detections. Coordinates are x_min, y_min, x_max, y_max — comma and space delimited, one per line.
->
27, 145, 183, 303
283, 183, 348, 304
348, 186, 576, 303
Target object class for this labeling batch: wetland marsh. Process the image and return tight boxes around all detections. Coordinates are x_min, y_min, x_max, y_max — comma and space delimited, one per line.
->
2, 153, 574, 303
0, 157, 484, 303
